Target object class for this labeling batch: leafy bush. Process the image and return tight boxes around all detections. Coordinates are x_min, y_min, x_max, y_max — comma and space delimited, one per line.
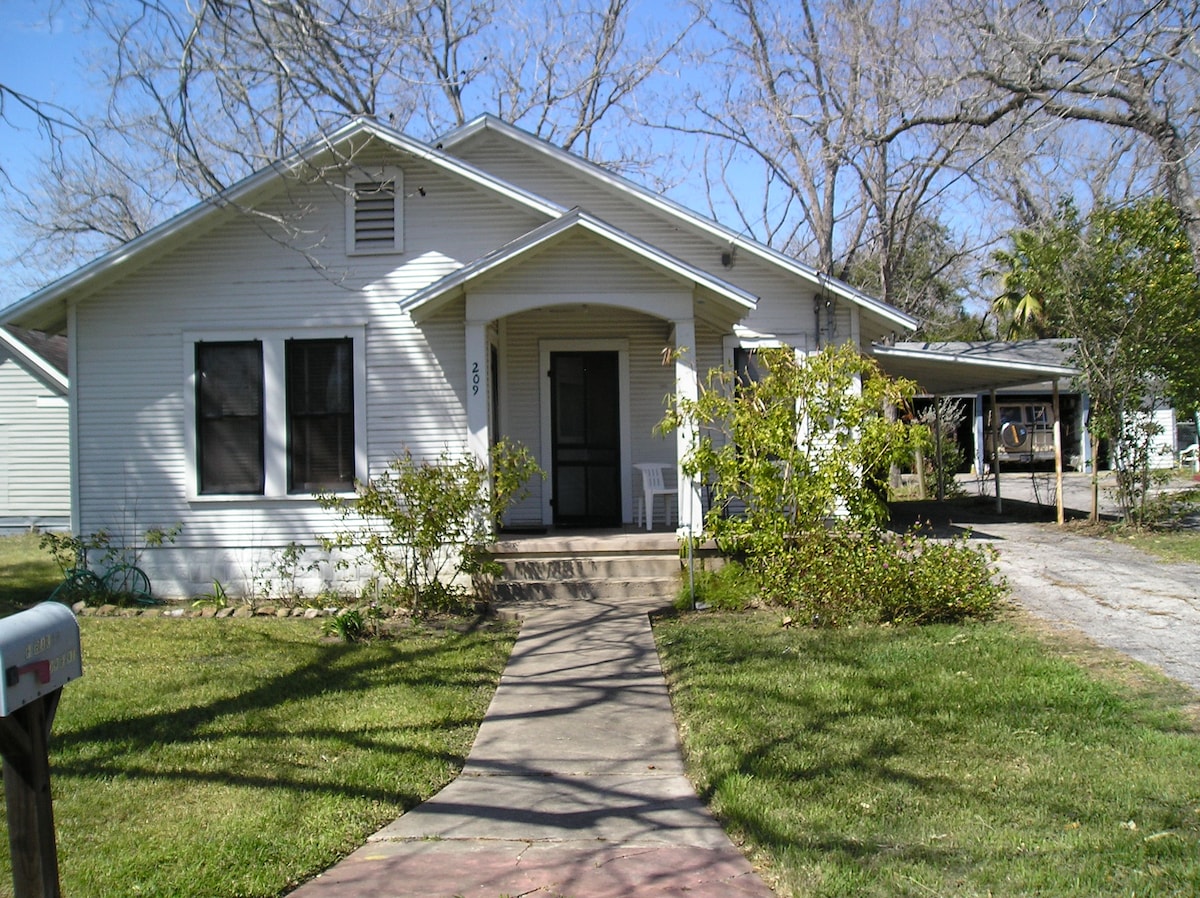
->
660, 343, 920, 554
751, 528, 1004, 626
317, 440, 541, 614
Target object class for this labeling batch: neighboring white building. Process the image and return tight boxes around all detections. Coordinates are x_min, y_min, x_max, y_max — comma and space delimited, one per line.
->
2, 116, 922, 597
0, 326, 70, 533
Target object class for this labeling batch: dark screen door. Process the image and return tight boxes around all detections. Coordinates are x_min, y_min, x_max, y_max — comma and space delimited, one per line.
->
550, 351, 621, 526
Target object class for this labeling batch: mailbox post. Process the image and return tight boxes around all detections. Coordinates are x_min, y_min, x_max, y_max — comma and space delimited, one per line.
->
0, 602, 82, 898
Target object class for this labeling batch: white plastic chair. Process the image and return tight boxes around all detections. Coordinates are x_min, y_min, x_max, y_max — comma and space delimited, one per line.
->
634, 463, 677, 531
1180, 443, 1198, 472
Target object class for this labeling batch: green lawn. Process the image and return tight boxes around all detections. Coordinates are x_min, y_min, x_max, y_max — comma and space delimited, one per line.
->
0, 532, 60, 613
1116, 528, 1200, 565
655, 612, 1200, 898
0, 616, 516, 898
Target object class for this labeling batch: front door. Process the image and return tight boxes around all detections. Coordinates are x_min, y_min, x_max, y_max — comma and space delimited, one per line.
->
549, 351, 621, 526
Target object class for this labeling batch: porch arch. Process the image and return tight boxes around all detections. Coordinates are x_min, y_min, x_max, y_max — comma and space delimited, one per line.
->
465, 294, 701, 531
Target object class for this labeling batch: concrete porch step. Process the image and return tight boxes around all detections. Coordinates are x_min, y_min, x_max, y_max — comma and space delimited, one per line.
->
499, 554, 680, 580
489, 575, 681, 604
487, 530, 684, 607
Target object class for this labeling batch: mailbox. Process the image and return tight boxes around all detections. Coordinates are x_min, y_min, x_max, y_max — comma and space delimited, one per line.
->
0, 602, 82, 717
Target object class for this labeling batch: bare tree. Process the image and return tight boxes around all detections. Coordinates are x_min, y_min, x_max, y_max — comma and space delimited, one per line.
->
668, 0, 977, 323
902, 0, 1200, 275
487, 0, 696, 163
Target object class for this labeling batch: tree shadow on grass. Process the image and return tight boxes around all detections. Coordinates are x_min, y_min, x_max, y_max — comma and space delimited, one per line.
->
50, 625, 514, 807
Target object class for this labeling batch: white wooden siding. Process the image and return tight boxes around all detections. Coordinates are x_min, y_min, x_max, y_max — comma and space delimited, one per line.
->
69, 153, 545, 593
0, 351, 70, 528
449, 130, 893, 345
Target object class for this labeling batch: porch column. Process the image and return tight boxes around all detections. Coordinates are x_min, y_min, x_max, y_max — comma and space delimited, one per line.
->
465, 318, 490, 465
673, 316, 701, 532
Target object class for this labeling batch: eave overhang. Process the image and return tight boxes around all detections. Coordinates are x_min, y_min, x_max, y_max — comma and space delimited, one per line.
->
0, 327, 68, 392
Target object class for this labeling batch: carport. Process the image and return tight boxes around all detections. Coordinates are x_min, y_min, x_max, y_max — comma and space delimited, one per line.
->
868, 340, 1082, 522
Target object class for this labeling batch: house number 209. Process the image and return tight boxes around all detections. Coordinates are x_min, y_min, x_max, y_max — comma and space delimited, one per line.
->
472, 362, 481, 395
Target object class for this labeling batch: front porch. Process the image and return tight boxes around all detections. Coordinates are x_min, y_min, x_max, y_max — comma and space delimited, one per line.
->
401, 209, 756, 535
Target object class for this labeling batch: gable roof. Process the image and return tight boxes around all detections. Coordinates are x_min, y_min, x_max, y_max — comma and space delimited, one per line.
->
0, 326, 68, 393
403, 207, 758, 321
439, 115, 920, 334
2, 118, 563, 332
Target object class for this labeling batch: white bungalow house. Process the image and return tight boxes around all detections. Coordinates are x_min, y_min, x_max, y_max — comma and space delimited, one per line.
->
0, 326, 70, 533
2, 116, 924, 597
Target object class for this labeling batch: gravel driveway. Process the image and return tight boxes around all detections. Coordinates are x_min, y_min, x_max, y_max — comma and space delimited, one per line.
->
894, 472, 1200, 694
978, 521, 1200, 693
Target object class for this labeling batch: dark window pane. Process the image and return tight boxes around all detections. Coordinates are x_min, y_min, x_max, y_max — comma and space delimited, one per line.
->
734, 347, 764, 388
287, 338, 355, 492
197, 342, 264, 494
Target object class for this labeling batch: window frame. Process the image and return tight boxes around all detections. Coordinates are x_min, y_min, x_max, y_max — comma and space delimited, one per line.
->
185, 326, 367, 501
345, 167, 403, 255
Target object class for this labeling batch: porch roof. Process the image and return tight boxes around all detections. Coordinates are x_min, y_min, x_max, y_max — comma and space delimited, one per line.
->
868, 340, 1081, 395
400, 208, 759, 321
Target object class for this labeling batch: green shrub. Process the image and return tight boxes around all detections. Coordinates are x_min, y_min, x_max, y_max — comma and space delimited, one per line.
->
659, 344, 920, 553
748, 529, 1004, 626
318, 440, 541, 615
677, 560, 753, 611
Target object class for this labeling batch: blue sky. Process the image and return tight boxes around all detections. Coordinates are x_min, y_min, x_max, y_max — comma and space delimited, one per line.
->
1, 2, 107, 306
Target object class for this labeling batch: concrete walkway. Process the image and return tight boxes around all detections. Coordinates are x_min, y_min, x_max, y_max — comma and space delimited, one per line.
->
288, 595, 776, 898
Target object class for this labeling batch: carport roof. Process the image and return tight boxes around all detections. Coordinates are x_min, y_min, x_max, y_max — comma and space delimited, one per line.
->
868, 340, 1081, 395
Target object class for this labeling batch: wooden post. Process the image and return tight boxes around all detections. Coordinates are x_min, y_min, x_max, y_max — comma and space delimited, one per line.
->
1053, 381, 1064, 525
934, 397, 945, 503
0, 691, 62, 898
990, 388, 1002, 513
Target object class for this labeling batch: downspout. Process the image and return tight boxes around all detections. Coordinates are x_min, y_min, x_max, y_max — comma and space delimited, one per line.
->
67, 303, 79, 535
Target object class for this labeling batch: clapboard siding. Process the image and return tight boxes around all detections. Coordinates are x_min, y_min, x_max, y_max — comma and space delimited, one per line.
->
448, 130, 892, 345
69, 151, 542, 587
0, 350, 69, 528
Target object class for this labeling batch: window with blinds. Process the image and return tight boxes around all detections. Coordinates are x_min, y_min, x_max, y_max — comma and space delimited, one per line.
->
286, 338, 355, 493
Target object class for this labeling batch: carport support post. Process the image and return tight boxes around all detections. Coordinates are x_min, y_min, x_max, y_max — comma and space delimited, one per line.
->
990, 388, 1002, 513
1053, 381, 1064, 525
934, 397, 945, 503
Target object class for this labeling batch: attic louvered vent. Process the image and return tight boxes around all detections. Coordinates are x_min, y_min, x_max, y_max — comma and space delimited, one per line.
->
346, 167, 402, 254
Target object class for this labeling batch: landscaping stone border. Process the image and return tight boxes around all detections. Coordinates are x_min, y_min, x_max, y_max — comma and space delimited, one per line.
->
71, 601, 397, 620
